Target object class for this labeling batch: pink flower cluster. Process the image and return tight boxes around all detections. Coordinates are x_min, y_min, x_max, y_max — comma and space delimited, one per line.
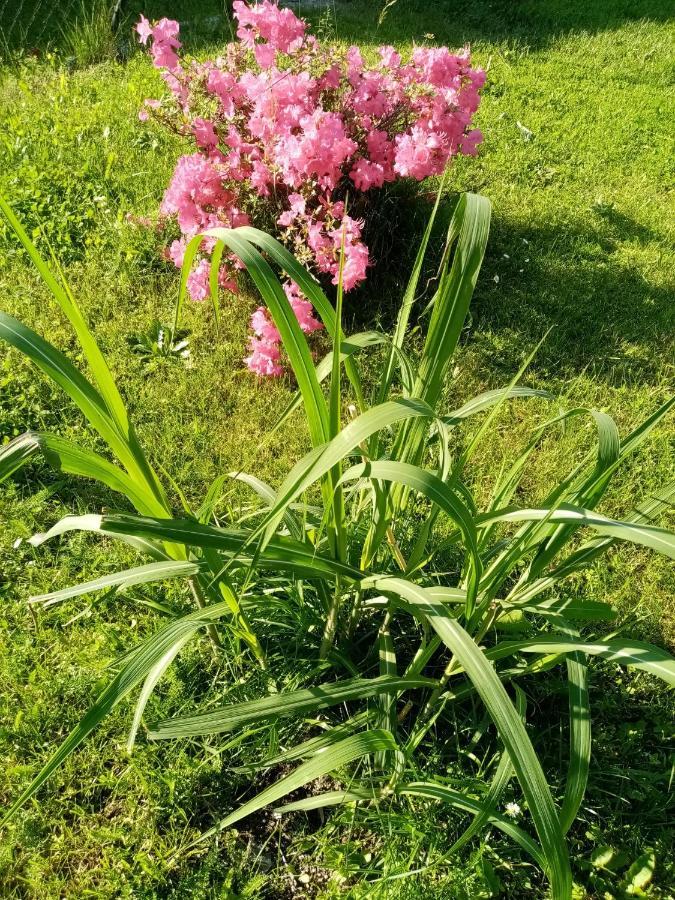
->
136, 1, 485, 375
246, 280, 322, 376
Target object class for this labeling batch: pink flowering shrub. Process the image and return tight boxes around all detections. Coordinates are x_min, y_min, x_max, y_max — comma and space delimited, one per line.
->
135, 2, 485, 375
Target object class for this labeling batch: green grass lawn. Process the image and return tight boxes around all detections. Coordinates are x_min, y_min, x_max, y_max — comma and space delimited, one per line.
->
0, 1, 673, 896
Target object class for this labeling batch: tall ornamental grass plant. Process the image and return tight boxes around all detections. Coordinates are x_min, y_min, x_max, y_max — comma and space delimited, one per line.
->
1, 190, 674, 900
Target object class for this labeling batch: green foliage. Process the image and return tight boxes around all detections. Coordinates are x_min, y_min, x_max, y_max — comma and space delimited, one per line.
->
127, 320, 191, 369
1, 189, 673, 900
59, 0, 118, 69
0, 3, 673, 896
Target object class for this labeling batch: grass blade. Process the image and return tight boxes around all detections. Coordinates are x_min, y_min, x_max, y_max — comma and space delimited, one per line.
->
399, 781, 546, 869
361, 576, 571, 900
29, 559, 204, 608
1, 600, 234, 827
194, 730, 398, 844
148, 675, 435, 739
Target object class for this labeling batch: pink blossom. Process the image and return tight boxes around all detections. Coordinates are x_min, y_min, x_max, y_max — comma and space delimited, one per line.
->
168, 238, 186, 268
329, 215, 369, 290
277, 192, 306, 225
186, 258, 211, 301
346, 46, 364, 85
234, 0, 306, 54
318, 64, 342, 91
146, 18, 182, 72
276, 110, 357, 189
245, 335, 284, 376
193, 118, 219, 149
349, 69, 392, 118
411, 46, 464, 87
206, 68, 239, 118
253, 43, 276, 68
246, 301, 284, 376
244, 281, 321, 375
394, 126, 447, 179
461, 128, 483, 157
135, 14, 152, 45
250, 160, 272, 196
251, 305, 281, 343
162, 71, 188, 105
152, 42, 180, 71
161, 154, 232, 235
135, 4, 485, 375
284, 281, 322, 333
350, 158, 386, 191
379, 46, 401, 68
152, 17, 180, 46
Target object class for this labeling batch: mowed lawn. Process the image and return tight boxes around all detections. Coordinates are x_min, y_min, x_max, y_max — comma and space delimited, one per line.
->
0, 1, 673, 897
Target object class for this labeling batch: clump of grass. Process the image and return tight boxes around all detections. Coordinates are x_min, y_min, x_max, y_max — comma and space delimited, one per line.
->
1, 187, 674, 900
59, 0, 118, 68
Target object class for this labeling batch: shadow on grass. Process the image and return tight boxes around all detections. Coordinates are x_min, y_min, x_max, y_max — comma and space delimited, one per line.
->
342, 187, 673, 390
471, 210, 673, 387
325, 0, 674, 51
3, 0, 672, 59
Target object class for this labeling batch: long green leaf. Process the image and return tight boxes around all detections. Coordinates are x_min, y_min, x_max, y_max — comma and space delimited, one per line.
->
0, 315, 166, 514
479, 504, 675, 560
30, 512, 364, 582
272, 332, 389, 435
37, 432, 159, 515
0, 431, 40, 484
440, 387, 552, 428
29, 513, 169, 561
560, 627, 590, 834
29, 559, 203, 608
447, 685, 526, 855
1, 600, 233, 826
487, 636, 675, 686
233, 225, 366, 411
0, 195, 168, 511
126, 633, 192, 753
275, 787, 379, 814
229, 471, 303, 541
361, 576, 571, 900
195, 729, 398, 844
148, 675, 435, 739
375, 176, 446, 408
0, 194, 130, 432
233, 712, 373, 771
397, 193, 491, 466
399, 781, 545, 869
341, 460, 481, 615
260, 398, 434, 545
518, 480, 675, 597
201, 229, 329, 448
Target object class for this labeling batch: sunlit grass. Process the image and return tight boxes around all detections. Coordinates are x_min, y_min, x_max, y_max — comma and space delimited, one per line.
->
0, 1, 673, 896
